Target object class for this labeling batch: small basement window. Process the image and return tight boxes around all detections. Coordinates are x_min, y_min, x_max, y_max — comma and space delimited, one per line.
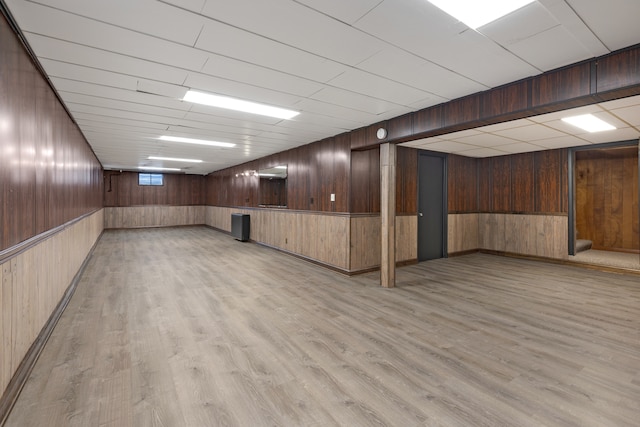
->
138, 173, 163, 186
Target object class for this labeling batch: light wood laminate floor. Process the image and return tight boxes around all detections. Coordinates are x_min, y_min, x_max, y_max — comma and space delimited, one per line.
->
6, 226, 640, 426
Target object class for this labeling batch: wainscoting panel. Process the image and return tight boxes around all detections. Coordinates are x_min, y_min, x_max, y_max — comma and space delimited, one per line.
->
205, 207, 417, 273
103, 206, 206, 229
478, 213, 568, 259
0, 209, 103, 397
350, 215, 417, 272
448, 214, 479, 254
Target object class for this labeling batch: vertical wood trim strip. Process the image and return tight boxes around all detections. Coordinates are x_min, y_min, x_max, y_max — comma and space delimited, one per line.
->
380, 143, 396, 288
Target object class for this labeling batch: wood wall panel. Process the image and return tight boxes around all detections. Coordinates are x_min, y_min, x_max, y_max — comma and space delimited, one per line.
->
207, 137, 350, 212
448, 213, 479, 254
103, 172, 205, 207
396, 147, 418, 214
478, 213, 568, 259
511, 153, 535, 212
0, 210, 102, 404
470, 150, 567, 214
349, 215, 417, 272
534, 150, 564, 213
482, 81, 530, 118
478, 158, 493, 212
491, 156, 511, 212
103, 206, 206, 229
531, 63, 592, 110
444, 94, 481, 128
205, 207, 351, 271
448, 155, 478, 213
597, 47, 640, 95
575, 147, 639, 251
0, 13, 102, 251
413, 106, 443, 135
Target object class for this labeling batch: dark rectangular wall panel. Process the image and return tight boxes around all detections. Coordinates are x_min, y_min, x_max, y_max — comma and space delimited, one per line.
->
534, 150, 564, 213
447, 154, 478, 213
491, 156, 511, 212
511, 153, 535, 212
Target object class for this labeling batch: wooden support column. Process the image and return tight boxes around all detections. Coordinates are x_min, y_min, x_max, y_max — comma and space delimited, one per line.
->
380, 142, 396, 288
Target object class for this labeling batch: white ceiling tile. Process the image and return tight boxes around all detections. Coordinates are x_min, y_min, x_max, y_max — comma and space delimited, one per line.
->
454, 133, 518, 147
419, 141, 479, 153
356, 48, 488, 99
200, 0, 385, 66
21, 0, 205, 45
564, 0, 640, 51
528, 104, 603, 123
533, 135, 590, 149
601, 97, 640, 110
294, 0, 383, 25
505, 25, 592, 71
12, 2, 208, 70
39, 59, 138, 91
327, 69, 431, 105
479, 119, 536, 133
537, 0, 608, 56
25, 35, 189, 85
576, 127, 640, 144
480, 2, 557, 47
310, 87, 402, 115
159, 0, 206, 14
455, 147, 507, 158
199, 54, 324, 97
183, 73, 302, 108
493, 124, 568, 142
195, 22, 347, 83
495, 142, 545, 154
609, 105, 640, 127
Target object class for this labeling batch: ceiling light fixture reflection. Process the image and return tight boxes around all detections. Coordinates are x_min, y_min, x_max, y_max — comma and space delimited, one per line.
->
561, 114, 616, 133
148, 156, 203, 163
183, 90, 300, 120
159, 135, 235, 148
139, 166, 181, 171
427, 0, 535, 29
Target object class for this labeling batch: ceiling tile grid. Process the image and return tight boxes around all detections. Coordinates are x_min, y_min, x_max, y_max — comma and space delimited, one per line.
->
3, 0, 640, 174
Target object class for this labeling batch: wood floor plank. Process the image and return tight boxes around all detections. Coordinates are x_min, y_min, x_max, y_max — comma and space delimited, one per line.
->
4, 226, 640, 426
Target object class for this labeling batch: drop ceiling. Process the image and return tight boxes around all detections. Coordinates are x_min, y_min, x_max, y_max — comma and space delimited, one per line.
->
3, 0, 640, 174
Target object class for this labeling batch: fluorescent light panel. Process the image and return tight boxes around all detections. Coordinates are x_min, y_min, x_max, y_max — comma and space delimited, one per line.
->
561, 114, 616, 133
139, 166, 181, 171
427, 0, 535, 29
148, 156, 202, 163
159, 135, 235, 148
184, 90, 299, 120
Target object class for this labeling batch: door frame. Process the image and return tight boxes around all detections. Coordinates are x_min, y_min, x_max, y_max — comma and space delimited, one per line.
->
567, 139, 639, 255
417, 150, 448, 260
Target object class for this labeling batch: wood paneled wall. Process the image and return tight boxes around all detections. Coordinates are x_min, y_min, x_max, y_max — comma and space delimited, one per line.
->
350, 215, 417, 272
576, 146, 639, 252
448, 150, 568, 214
207, 135, 350, 212
0, 14, 102, 252
205, 207, 350, 271
103, 171, 204, 207
1, 210, 103, 408
104, 206, 205, 229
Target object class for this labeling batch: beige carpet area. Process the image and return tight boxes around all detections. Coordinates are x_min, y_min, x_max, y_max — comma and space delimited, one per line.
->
571, 249, 640, 271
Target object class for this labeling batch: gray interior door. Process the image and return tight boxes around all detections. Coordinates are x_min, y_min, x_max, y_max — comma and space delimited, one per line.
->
418, 152, 446, 261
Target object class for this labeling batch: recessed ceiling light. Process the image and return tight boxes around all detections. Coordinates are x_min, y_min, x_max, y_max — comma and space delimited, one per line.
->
159, 135, 235, 148
427, 0, 535, 29
183, 90, 300, 120
148, 156, 203, 163
138, 166, 181, 171
561, 114, 616, 133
